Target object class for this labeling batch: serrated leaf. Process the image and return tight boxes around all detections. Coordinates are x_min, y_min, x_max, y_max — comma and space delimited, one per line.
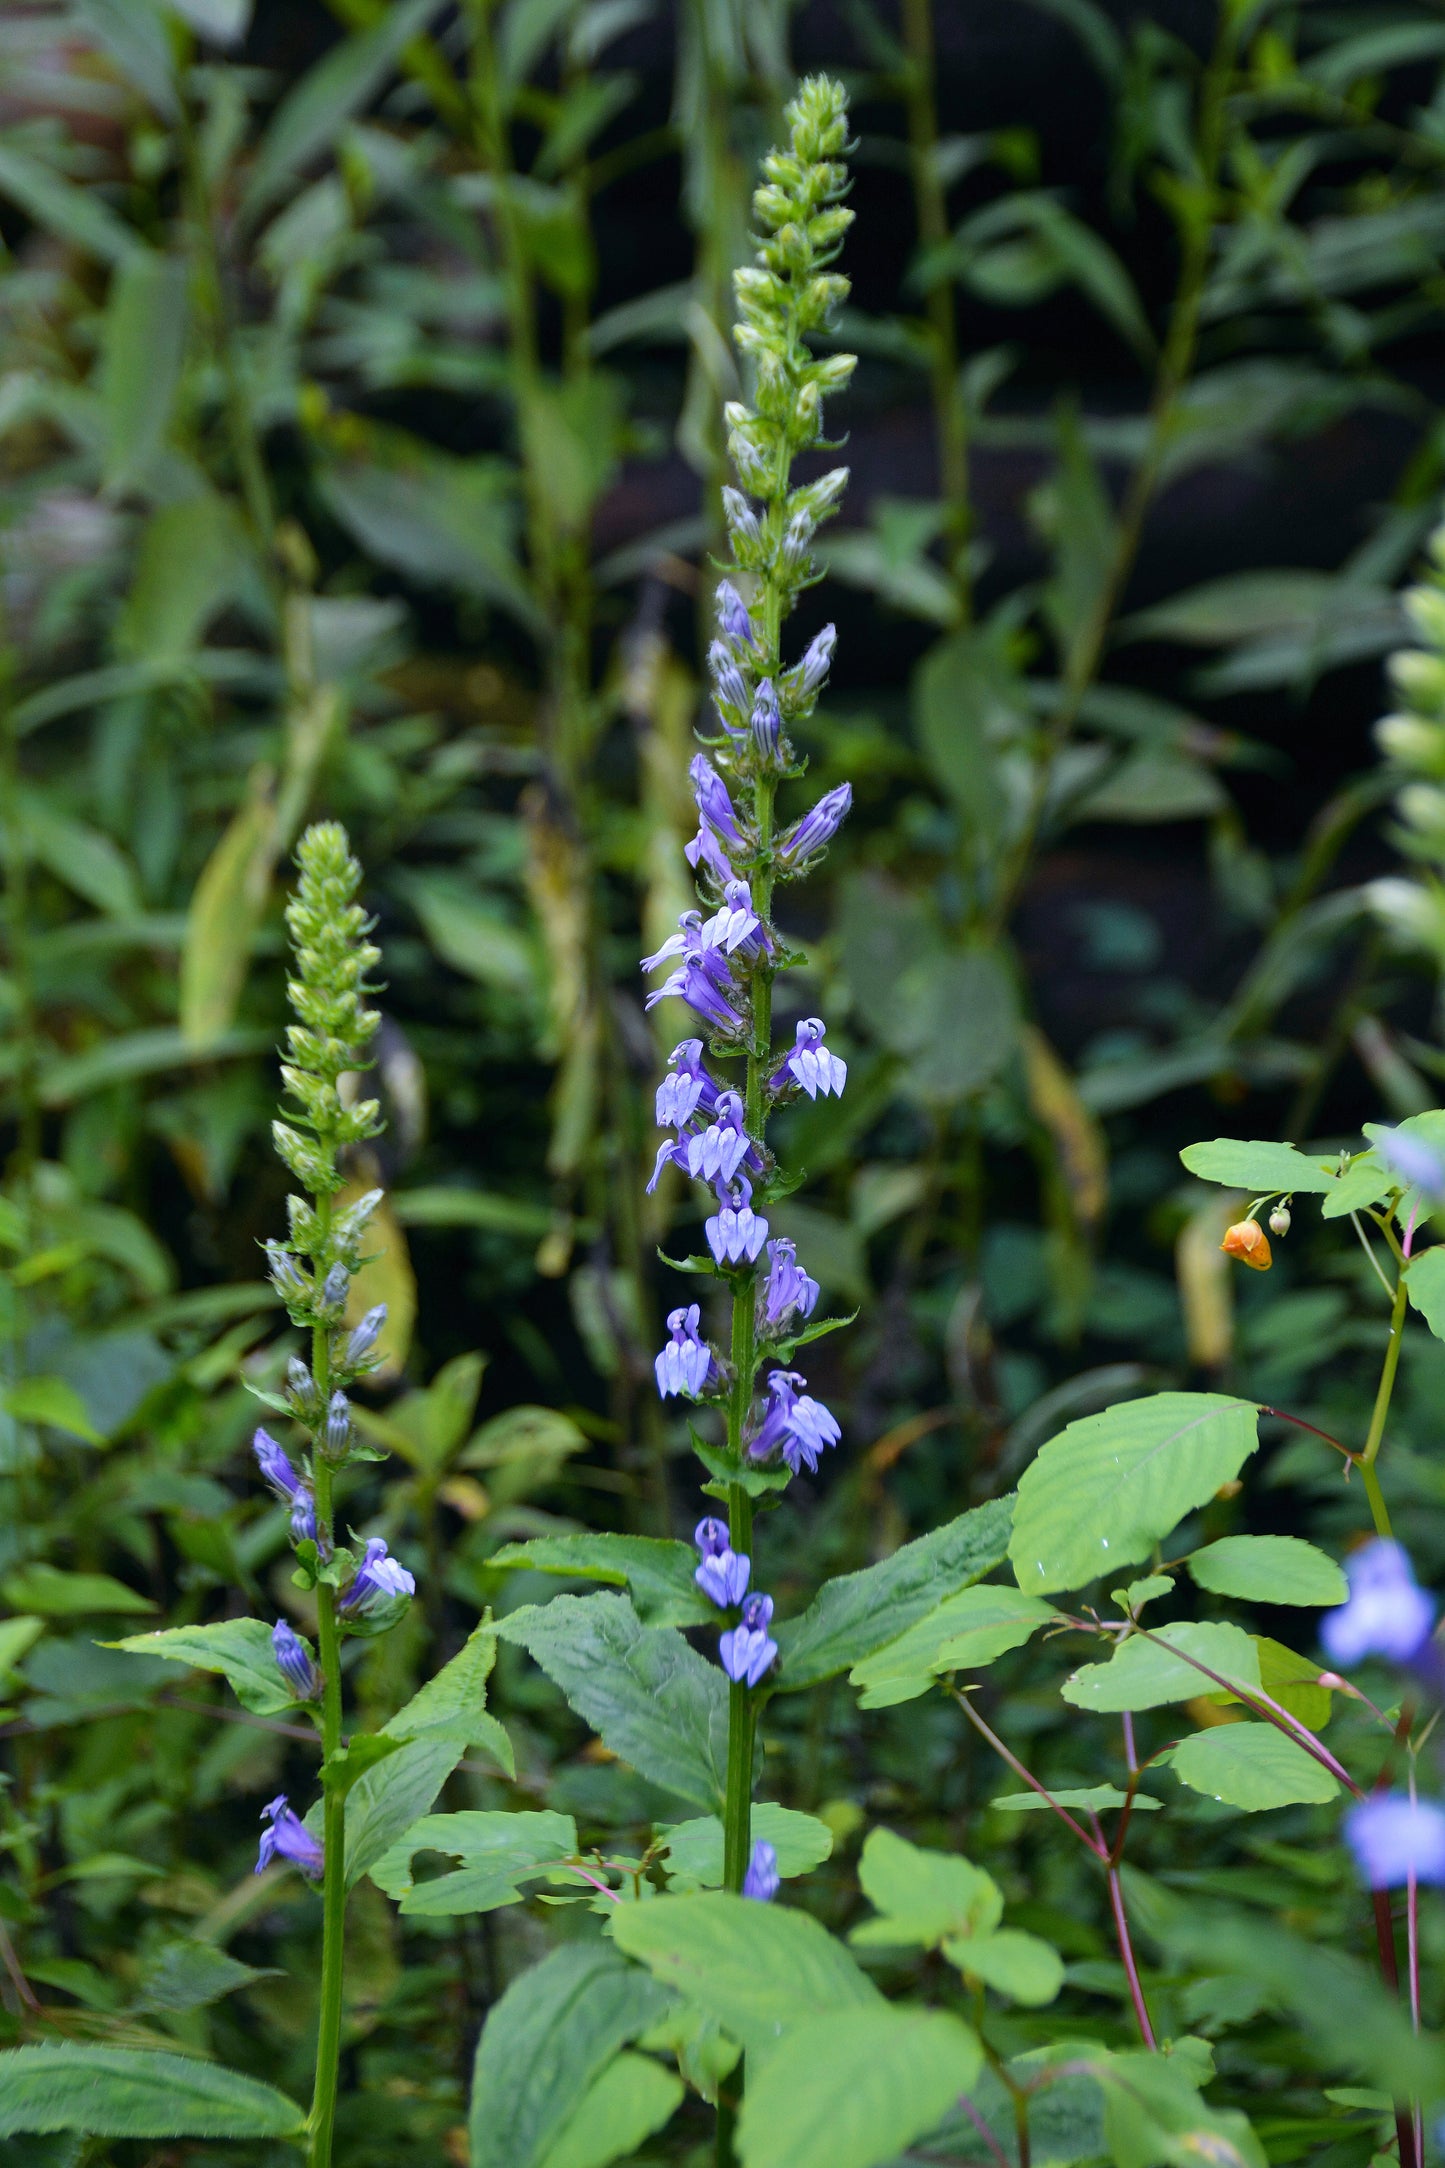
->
943, 1927, 1064, 2006
338, 1734, 472, 1889
1010, 1393, 1259, 1595
368, 1808, 576, 1913
1170, 1724, 1339, 1810
1178, 1139, 1338, 1195
661, 1804, 833, 1892
1187, 1536, 1346, 1608
0, 2047, 302, 2138
134, 1940, 277, 2015
736, 2007, 982, 2168
498, 1593, 727, 1808
108, 1619, 299, 1717
850, 1584, 1057, 1707
1062, 1623, 1260, 1711
491, 1535, 713, 1627
538, 2052, 683, 2168
851, 1828, 1001, 1949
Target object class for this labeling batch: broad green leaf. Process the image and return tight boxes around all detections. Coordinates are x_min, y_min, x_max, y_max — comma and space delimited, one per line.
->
897, 946, 1019, 1102
492, 1534, 713, 1627
851, 1828, 1001, 1949
368, 1808, 576, 1913
340, 1734, 473, 1889
992, 1784, 1161, 1813
661, 1804, 833, 1891
850, 1584, 1057, 1707
775, 1496, 1014, 1690
392, 1187, 554, 1239
403, 872, 536, 991
0, 1565, 152, 1617
0, 143, 141, 267
321, 1733, 403, 1798
1034, 406, 1116, 673
1406, 1245, 1445, 1341
538, 2053, 683, 2168
384, 1620, 512, 1773
320, 453, 539, 631
0, 2047, 302, 2138
1097, 2048, 1266, 2168
109, 1619, 298, 1716
736, 2007, 982, 2168
1071, 749, 1225, 824
118, 497, 260, 666
1208, 1638, 1333, 1730
1010, 1392, 1260, 1595
3, 1378, 102, 1444
469, 1943, 673, 2168
1187, 1536, 1346, 1608
39, 1027, 270, 1109
1061, 1622, 1261, 1712
180, 779, 279, 1049
612, 1894, 880, 2058
1317, 1151, 1393, 1221
16, 791, 141, 918
1124, 570, 1340, 647
134, 1940, 277, 2014
944, 1928, 1064, 2006
1170, 1724, 1338, 1810
100, 252, 188, 490
1178, 1139, 1338, 1195
498, 1593, 727, 1808
911, 626, 1016, 842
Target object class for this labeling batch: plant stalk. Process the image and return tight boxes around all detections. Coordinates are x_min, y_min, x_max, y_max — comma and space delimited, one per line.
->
308, 1199, 347, 2168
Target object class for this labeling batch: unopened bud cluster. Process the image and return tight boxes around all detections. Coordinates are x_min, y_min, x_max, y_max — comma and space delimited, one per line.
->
1368, 522, 1445, 966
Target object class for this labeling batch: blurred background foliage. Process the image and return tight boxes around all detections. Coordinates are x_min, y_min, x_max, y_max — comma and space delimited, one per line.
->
6, 0, 1445, 2159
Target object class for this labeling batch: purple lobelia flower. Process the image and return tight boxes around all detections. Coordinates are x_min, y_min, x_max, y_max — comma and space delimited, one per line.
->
646, 956, 747, 1037
272, 1619, 322, 1701
686, 1092, 756, 1184
758, 1238, 820, 1333
290, 1486, 319, 1547
776, 782, 852, 870
254, 1428, 305, 1502
716, 580, 755, 652
690, 755, 747, 852
646, 1135, 691, 1195
345, 1305, 387, 1365
770, 1017, 847, 1101
641, 910, 706, 974
1374, 1127, 1445, 1199
750, 680, 782, 762
1320, 1539, 1435, 1667
746, 1369, 841, 1474
256, 1794, 324, 1880
266, 1244, 309, 1302
684, 820, 738, 889
322, 1391, 352, 1463
694, 1516, 750, 1608
719, 1593, 777, 1687
707, 1177, 769, 1266
657, 1040, 720, 1129
1345, 1793, 1445, 1888
709, 641, 750, 721
743, 1838, 780, 1901
338, 1536, 416, 1617
788, 624, 836, 702
700, 882, 763, 958
656, 1306, 721, 1398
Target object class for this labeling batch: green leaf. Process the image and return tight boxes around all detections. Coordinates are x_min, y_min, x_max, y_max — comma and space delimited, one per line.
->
322, 1733, 403, 1798
0, 1618, 43, 1675
537, 2053, 683, 2168
75, 0, 178, 118
16, 791, 142, 919
340, 1734, 471, 1889
1071, 749, 1226, 825
850, 1828, 1001, 1950
613, 1895, 879, 2058
0, 2047, 303, 2138
491, 1535, 714, 1627
369, 1808, 576, 1913
775, 1496, 1014, 1691
944, 1928, 1064, 2006
1178, 1139, 1338, 1195
661, 1804, 834, 1892
118, 497, 260, 666
3, 1379, 102, 1444
1187, 1536, 1346, 1608
1124, 570, 1341, 647
402, 872, 536, 991
179, 779, 280, 1050
0, 142, 141, 267
849, 1584, 1057, 1707
468, 1943, 674, 2168
108, 1619, 298, 1716
1096, 2047, 1266, 2168
1406, 1245, 1445, 1341
1318, 1151, 1394, 1221
992, 1784, 1161, 1814
1061, 1623, 1261, 1712
100, 251, 188, 490
392, 1187, 554, 1240
320, 452, 538, 632
39, 1026, 269, 1110
498, 1593, 727, 1808
736, 2007, 982, 2168
910, 625, 1017, 844
1009, 1393, 1260, 1595
383, 1620, 511, 1772
0, 1565, 152, 1617
1170, 1724, 1339, 1810
134, 1940, 277, 2015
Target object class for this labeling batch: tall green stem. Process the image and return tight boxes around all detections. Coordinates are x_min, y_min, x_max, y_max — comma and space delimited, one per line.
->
308, 1201, 347, 2168
1357, 1271, 1407, 1538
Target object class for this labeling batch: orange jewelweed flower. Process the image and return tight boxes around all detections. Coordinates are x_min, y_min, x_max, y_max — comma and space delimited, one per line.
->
1221, 1219, 1272, 1271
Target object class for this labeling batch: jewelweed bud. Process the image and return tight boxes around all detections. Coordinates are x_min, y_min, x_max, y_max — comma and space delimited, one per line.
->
1268, 1204, 1291, 1237
1221, 1220, 1272, 1271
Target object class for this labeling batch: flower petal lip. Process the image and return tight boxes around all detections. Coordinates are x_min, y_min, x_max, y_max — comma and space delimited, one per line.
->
1220, 1220, 1272, 1270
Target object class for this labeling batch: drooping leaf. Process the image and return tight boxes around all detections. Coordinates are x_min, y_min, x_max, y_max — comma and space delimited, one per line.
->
849, 1584, 1058, 1707
179, 778, 279, 1049
402, 872, 537, 991
133, 1941, 278, 2014
736, 2007, 982, 2168
1169, 1724, 1339, 1811
1178, 1139, 1338, 1195
850, 1828, 1002, 1948
537, 2053, 683, 2168
661, 1804, 834, 1891
1187, 1536, 1346, 1608
368, 1808, 576, 1913
498, 1593, 727, 1807
109, 1619, 299, 1717
1061, 1622, 1261, 1712
16, 791, 142, 919
1009, 1393, 1260, 1595
0, 2047, 303, 2138
775, 1496, 1014, 1690
468, 1942, 674, 2168
492, 1534, 713, 1627
3, 1379, 102, 1445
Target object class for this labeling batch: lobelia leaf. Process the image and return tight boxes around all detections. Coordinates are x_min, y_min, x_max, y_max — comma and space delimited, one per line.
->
1009, 1392, 1260, 1595
661, 1804, 834, 1891
536, 2052, 683, 2168
498, 1593, 727, 1809
337, 1736, 476, 1890
368, 1808, 577, 1913
1061, 1622, 1262, 1712
491, 1534, 714, 1627
1178, 1138, 1338, 1195
775, 1495, 1014, 1690
1187, 1536, 1346, 1608
108, 1619, 301, 1717
468, 1942, 674, 2168
3, 1380, 102, 1444
0, 2047, 303, 2138
849, 1584, 1059, 1707
736, 2006, 983, 2168
612, 1894, 880, 2060
850, 1828, 1002, 1949
1169, 1724, 1339, 1811
322, 1734, 404, 1798
134, 1940, 278, 2014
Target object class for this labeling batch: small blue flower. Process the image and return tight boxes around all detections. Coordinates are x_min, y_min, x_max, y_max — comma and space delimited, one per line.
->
345, 1305, 387, 1365
646, 957, 747, 1037
1345, 1794, 1445, 1888
640, 909, 705, 975
319, 1262, 350, 1314
256, 1794, 325, 1880
789, 624, 835, 701
656, 1040, 718, 1130
694, 1517, 750, 1608
684, 821, 738, 889
746, 1369, 840, 1474
708, 640, 750, 720
685, 1093, 755, 1185
1320, 1539, 1435, 1667
720, 1594, 777, 1687
776, 782, 851, 870
715, 580, 756, 652
286, 1357, 316, 1411
1375, 1127, 1445, 1199
656, 1306, 720, 1399
743, 1838, 780, 1901
266, 1245, 309, 1302
758, 1239, 820, 1333
770, 1017, 847, 1101
323, 1391, 352, 1462
700, 882, 763, 959
272, 1620, 321, 1701
706, 1178, 769, 1266
689, 755, 747, 850
290, 1488, 319, 1547
338, 1537, 417, 1617
750, 680, 782, 762
254, 1428, 304, 1502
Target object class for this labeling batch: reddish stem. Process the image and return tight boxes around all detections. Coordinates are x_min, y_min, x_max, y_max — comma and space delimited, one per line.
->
953, 1690, 1105, 1857
1258, 1406, 1354, 1460
1106, 1858, 1156, 2049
